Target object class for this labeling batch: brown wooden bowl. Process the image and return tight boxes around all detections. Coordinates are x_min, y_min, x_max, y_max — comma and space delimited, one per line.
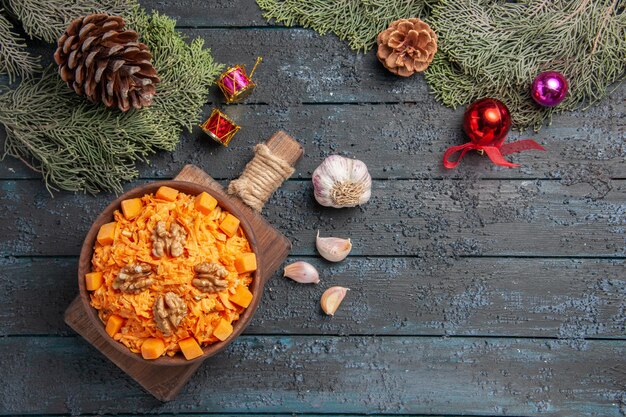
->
77, 180, 261, 366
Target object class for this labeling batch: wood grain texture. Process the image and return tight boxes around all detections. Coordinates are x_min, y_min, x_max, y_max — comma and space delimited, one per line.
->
0, 0, 624, 414
5, 100, 625, 181
142, 0, 271, 28
115, 415, 463, 417
139, 99, 626, 180
3, 256, 624, 339
1, 33, 623, 181
2, 179, 624, 257
1, 336, 624, 416
264, 130, 304, 166
64, 297, 203, 401
111, 412, 454, 417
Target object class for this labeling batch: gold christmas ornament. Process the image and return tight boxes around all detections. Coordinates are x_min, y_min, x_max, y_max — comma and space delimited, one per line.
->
216, 57, 262, 103
54, 13, 160, 112
376, 18, 437, 77
199, 108, 240, 146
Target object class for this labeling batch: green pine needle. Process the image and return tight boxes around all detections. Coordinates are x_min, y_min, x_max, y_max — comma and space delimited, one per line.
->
0, 10, 40, 82
256, 0, 626, 129
0, 6, 223, 194
426, 0, 626, 129
2, 0, 135, 43
257, 0, 430, 51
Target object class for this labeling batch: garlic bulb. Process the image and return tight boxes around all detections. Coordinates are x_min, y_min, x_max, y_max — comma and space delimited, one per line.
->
283, 261, 320, 284
316, 231, 352, 262
320, 286, 349, 315
312, 155, 371, 208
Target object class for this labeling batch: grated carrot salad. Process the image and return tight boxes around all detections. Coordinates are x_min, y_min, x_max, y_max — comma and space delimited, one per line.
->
90, 190, 254, 357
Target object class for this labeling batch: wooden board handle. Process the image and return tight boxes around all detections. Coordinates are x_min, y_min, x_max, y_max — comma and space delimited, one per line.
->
261, 130, 304, 166
227, 131, 303, 211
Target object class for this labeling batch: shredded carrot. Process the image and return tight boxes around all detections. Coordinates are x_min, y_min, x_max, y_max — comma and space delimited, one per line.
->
90, 190, 254, 357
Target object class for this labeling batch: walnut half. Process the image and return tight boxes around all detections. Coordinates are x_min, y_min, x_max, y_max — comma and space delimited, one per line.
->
193, 262, 229, 293
153, 292, 187, 336
113, 263, 154, 294
151, 221, 187, 258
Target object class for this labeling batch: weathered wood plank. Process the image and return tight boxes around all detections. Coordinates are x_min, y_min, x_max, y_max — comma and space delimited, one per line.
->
3, 27, 432, 111
3, 100, 625, 181
140, 0, 271, 28
1, 414, 468, 417
1, 179, 624, 257
1, 28, 623, 181
116, 412, 458, 417
1, 2, 623, 415
124, 412, 456, 417
1, 336, 624, 416
194, 27, 626, 114
269, 179, 626, 258
2, 256, 624, 340
134, 98, 626, 180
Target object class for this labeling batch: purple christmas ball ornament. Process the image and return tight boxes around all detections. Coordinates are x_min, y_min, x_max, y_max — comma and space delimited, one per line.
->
531, 71, 569, 107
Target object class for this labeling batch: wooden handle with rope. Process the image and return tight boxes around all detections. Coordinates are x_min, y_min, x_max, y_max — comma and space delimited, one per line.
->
228, 131, 303, 211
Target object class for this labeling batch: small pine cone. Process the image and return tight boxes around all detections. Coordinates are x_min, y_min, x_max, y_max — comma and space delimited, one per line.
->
376, 18, 437, 77
53, 13, 160, 112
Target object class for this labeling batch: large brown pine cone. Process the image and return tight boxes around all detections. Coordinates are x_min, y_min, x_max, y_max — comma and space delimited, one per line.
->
53, 14, 160, 112
376, 18, 437, 77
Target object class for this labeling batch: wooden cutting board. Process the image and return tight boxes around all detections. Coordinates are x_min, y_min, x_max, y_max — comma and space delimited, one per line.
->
64, 131, 302, 401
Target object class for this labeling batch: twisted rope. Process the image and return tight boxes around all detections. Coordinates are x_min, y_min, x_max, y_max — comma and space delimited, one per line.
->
228, 144, 295, 211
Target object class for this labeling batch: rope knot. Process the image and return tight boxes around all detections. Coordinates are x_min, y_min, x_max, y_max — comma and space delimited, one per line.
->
228, 144, 295, 212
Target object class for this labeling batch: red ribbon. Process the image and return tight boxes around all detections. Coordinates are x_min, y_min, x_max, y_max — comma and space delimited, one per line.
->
443, 139, 545, 169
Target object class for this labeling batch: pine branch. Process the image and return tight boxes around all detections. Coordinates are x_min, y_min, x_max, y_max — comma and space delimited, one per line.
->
256, 0, 430, 51
0, 9, 40, 82
256, 0, 626, 130
425, 0, 626, 129
3, 0, 135, 43
0, 7, 223, 194
125, 8, 223, 132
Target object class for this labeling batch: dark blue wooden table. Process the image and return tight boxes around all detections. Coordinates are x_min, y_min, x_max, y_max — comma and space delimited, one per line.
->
0, 1, 625, 415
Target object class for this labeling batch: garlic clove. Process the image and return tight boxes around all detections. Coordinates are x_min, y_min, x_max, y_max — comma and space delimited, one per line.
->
320, 286, 349, 316
316, 230, 352, 262
312, 155, 372, 208
283, 261, 320, 284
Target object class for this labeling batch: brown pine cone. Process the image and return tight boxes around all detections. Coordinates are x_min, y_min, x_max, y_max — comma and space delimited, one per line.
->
376, 18, 437, 77
53, 14, 160, 112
